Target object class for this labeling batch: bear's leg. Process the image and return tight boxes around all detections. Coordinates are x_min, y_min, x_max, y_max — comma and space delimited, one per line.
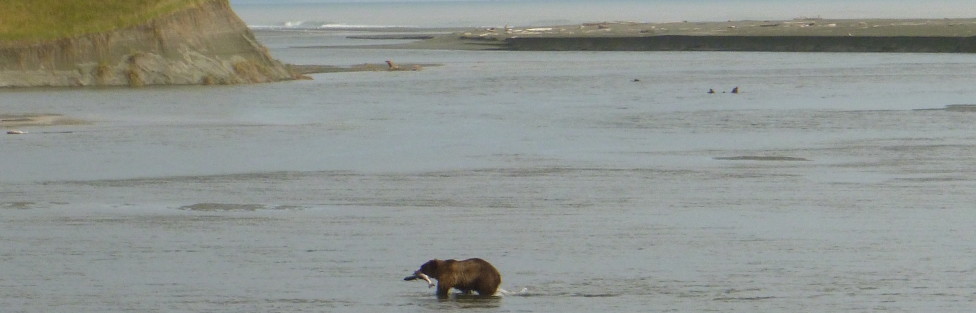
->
476, 281, 499, 296
436, 284, 452, 298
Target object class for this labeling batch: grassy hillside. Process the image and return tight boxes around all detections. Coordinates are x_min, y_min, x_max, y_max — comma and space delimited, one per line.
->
0, 0, 207, 41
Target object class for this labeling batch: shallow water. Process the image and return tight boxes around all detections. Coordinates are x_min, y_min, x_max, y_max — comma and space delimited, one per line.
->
2, 32, 976, 312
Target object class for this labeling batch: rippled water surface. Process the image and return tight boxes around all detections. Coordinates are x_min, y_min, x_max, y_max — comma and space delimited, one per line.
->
2, 33, 976, 312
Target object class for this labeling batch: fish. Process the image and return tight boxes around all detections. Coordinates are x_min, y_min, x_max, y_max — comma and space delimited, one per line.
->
403, 272, 435, 288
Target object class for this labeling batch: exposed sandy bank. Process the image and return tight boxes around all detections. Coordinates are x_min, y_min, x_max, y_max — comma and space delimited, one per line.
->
289, 62, 438, 74
399, 18, 976, 52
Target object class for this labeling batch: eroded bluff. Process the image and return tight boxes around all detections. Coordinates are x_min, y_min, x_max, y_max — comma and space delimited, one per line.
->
0, 0, 297, 87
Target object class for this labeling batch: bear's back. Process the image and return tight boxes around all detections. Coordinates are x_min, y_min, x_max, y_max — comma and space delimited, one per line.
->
448, 258, 500, 295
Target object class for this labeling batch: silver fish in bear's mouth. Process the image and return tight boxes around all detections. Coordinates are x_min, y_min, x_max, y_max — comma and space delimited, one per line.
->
403, 272, 434, 288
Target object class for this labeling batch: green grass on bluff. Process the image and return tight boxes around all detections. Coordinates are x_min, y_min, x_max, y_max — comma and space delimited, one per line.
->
0, 0, 205, 41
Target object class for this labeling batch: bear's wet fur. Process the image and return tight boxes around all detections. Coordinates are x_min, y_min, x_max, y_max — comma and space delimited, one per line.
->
413, 258, 501, 298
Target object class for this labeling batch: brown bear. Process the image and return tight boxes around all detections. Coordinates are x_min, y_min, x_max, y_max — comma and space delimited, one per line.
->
404, 258, 501, 298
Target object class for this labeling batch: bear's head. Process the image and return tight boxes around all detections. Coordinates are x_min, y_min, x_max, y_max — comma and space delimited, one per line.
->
404, 259, 442, 288
416, 259, 442, 277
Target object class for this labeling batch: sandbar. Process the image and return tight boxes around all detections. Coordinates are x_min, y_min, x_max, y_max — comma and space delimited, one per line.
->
392, 18, 976, 52
288, 62, 439, 74
1, 114, 86, 128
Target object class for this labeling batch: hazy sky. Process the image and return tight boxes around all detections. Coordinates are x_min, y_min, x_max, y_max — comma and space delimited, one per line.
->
229, 0, 976, 27
229, 0, 492, 3
228, 0, 976, 16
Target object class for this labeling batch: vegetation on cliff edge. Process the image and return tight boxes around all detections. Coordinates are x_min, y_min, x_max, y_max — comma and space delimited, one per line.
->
0, 0, 208, 41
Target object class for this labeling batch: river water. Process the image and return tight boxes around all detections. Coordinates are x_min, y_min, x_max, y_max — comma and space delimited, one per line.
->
2, 31, 976, 312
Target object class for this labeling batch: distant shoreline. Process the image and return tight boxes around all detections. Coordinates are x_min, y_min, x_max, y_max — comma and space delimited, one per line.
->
369, 18, 976, 52
502, 35, 976, 53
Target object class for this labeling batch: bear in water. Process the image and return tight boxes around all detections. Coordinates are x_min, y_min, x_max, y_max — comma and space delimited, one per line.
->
404, 258, 501, 298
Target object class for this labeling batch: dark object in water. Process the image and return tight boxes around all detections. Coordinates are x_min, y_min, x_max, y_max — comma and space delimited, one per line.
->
707, 88, 715, 94
731, 86, 739, 94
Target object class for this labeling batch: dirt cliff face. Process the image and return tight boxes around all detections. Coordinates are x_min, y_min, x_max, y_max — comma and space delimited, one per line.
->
0, 0, 296, 87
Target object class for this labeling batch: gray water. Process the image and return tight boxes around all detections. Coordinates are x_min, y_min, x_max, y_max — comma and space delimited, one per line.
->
3, 33, 976, 312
